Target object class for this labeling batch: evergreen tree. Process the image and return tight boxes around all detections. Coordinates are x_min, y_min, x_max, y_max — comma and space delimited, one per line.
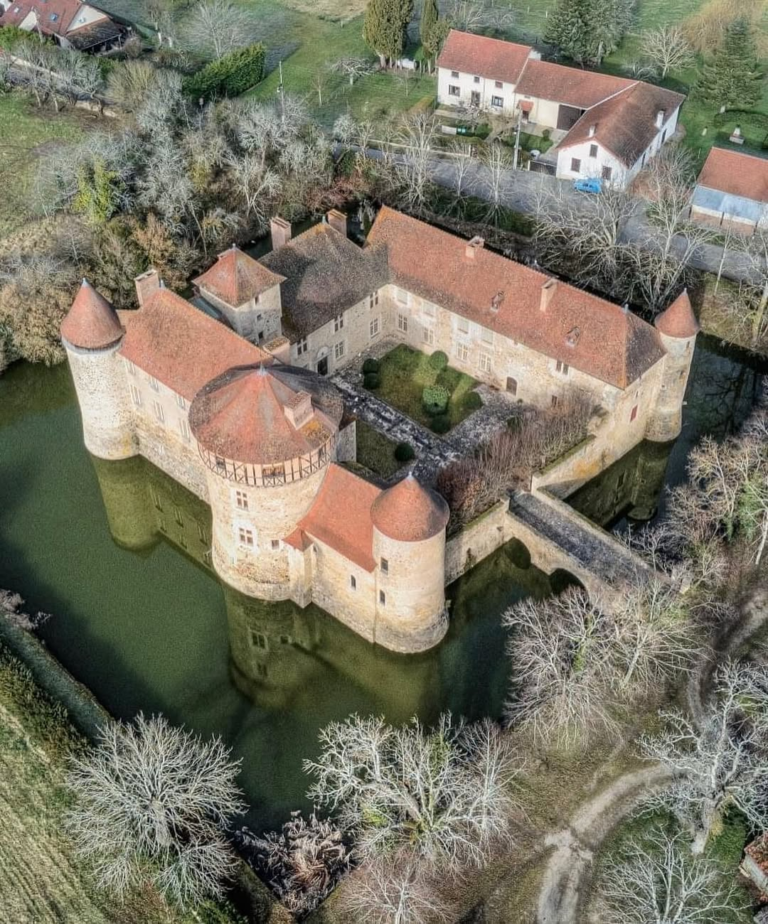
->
420, 0, 439, 60
696, 17, 764, 109
363, 0, 413, 66
545, 0, 631, 65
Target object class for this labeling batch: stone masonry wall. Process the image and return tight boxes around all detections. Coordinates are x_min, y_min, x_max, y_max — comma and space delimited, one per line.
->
445, 501, 513, 584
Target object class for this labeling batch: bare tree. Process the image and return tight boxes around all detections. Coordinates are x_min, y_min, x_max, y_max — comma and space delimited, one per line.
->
305, 714, 520, 871
241, 812, 350, 915
596, 827, 743, 923
0, 590, 49, 631
445, 0, 514, 33
331, 56, 375, 86
66, 713, 244, 906
735, 228, 768, 347
642, 26, 695, 78
480, 142, 512, 227
642, 663, 768, 854
183, 0, 257, 59
226, 154, 281, 228
446, 141, 475, 215
390, 113, 439, 214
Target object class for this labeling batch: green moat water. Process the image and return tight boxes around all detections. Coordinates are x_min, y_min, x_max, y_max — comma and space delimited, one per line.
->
0, 333, 763, 832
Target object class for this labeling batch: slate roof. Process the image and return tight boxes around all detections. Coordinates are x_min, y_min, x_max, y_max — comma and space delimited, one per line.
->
61, 279, 124, 350
366, 207, 665, 390
515, 59, 633, 108
437, 29, 533, 85
371, 473, 449, 542
655, 290, 699, 339
285, 463, 382, 571
118, 288, 268, 401
194, 246, 285, 308
697, 147, 768, 204
259, 222, 389, 338
558, 82, 685, 167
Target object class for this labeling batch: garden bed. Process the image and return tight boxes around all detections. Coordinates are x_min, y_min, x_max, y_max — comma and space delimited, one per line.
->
355, 420, 407, 478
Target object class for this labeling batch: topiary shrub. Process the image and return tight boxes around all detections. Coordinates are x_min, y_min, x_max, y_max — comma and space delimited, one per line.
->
362, 357, 380, 374
430, 414, 451, 434
422, 385, 450, 416
463, 391, 483, 412
394, 442, 415, 462
428, 350, 448, 371
364, 373, 380, 390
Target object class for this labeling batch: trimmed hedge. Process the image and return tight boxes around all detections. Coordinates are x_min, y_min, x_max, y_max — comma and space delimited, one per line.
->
184, 43, 266, 101
422, 385, 449, 416
428, 350, 448, 371
394, 442, 415, 462
430, 414, 450, 433
364, 372, 380, 390
362, 357, 380, 374
463, 391, 483, 412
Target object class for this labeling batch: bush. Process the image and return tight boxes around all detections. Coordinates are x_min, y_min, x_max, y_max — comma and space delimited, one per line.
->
428, 350, 448, 371
362, 357, 380, 374
364, 373, 380, 390
463, 391, 483, 412
183, 43, 266, 101
394, 442, 415, 462
0, 25, 28, 51
430, 414, 451, 434
422, 385, 450, 416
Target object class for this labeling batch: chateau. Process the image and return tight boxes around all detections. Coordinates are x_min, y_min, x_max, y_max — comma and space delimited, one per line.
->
61, 206, 698, 652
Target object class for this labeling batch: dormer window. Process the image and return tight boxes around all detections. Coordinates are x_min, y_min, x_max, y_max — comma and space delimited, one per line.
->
491, 291, 504, 312
565, 326, 581, 347
451, 70, 459, 78
473, 75, 480, 84
49, 12, 58, 20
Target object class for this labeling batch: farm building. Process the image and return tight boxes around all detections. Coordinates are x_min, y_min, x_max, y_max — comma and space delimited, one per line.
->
691, 147, 768, 235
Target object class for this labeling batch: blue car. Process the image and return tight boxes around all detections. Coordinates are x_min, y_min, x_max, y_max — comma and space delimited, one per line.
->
573, 177, 603, 194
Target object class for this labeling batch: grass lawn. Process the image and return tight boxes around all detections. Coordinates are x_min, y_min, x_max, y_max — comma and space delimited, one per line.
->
355, 419, 406, 478
0, 94, 88, 240
371, 344, 481, 431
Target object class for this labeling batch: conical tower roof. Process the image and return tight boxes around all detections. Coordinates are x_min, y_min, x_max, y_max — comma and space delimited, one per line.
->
61, 279, 124, 350
655, 290, 699, 339
371, 473, 449, 542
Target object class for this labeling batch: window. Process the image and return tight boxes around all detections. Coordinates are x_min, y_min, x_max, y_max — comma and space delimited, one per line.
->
49, 12, 58, 20
176, 393, 186, 409
456, 343, 469, 363
250, 631, 267, 650
174, 505, 183, 527
457, 317, 469, 334
279, 634, 292, 645
506, 377, 517, 396
152, 401, 164, 424
395, 287, 410, 305
296, 338, 308, 356
479, 352, 492, 373
570, 158, 581, 174
473, 75, 480, 84
271, 539, 280, 550
381, 558, 389, 574
178, 418, 191, 441
238, 527, 254, 547
630, 404, 638, 422
203, 549, 212, 566
368, 291, 380, 309
148, 375, 159, 392
130, 384, 142, 407
333, 314, 344, 332
448, 85, 460, 97
379, 590, 386, 605
397, 313, 408, 333
150, 486, 162, 511
555, 360, 569, 375
215, 456, 226, 472
451, 70, 459, 78
422, 328, 435, 346
661, 129, 667, 143
370, 317, 380, 338
125, 359, 136, 375
491, 96, 504, 108
602, 165, 613, 181
350, 575, 357, 590
197, 521, 208, 543
495, 80, 503, 89
551, 395, 559, 408
480, 327, 494, 345
256, 663, 268, 678
422, 301, 436, 317
334, 341, 346, 361
589, 144, 598, 158
235, 490, 248, 510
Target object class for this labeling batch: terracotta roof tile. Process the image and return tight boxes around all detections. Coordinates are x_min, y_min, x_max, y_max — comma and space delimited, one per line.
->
118, 288, 268, 401
260, 222, 389, 339
286, 463, 382, 571
655, 289, 699, 339
371, 473, 449, 542
437, 29, 533, 85
0, 0, 107, 36
515, 59, 633, 108
697, 147, 768, 204
193, 246, 285, 308
367, 207, 665, 389
61, 279, 124, 350
189, 365, 337, 464
558, 82, 685, 167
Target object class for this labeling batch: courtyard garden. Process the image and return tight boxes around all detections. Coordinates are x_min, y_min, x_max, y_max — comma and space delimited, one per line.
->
362, 344, 482, 433
354, 419, 408, 478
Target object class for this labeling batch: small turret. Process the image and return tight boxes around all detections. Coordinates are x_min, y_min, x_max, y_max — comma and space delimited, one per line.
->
646, 290, 699, 443
370, 473, 450, 652
61, 280, 138, 460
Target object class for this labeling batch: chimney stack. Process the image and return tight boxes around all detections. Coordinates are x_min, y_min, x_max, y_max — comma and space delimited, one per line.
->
656, 109, 665, 129
588, 124, 596, 138
135, 268, 160, 308
270, 216, 292, 251
465, 236, 484, 260
540, 278, 557, 313
326, 209, 347, 237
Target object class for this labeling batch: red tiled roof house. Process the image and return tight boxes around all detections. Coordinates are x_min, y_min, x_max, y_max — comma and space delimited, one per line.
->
691, 147, 768, 235
0, 0, 126, 51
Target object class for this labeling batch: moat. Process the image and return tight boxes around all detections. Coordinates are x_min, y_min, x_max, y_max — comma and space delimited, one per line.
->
0, 333, 764, 833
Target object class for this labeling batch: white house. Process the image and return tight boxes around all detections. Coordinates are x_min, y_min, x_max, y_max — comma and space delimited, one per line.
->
0, 0, 125, 51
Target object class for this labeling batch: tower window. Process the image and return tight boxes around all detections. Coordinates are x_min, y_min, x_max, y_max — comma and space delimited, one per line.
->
176, 393, 186, 409
148, 375, 160, 392
152, 401, 164, 424
235, 490, 248, 510
630, 404, 638, 422
551, 395, 559, 408
178, 418, 190, 442
271, 539, 280, 550
238, 527, 254, 547
379, 590, 386, 605
381, 558, 389, 574
350, 575, 357, 590
250, 630, 267, 650
125, 359, 136, 375
130, 384, 142, 407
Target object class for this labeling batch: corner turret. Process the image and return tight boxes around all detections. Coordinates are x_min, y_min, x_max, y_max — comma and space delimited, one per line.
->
645, 290, 699, 443
61, 280, 138, 460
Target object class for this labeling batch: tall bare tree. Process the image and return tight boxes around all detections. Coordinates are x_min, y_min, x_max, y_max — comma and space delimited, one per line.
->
642, 25, 695, 77
183, 0, 257, 59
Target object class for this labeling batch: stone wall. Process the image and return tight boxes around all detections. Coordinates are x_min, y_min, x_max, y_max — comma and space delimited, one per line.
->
200, 282, 283, 343
445, 501, 512, 584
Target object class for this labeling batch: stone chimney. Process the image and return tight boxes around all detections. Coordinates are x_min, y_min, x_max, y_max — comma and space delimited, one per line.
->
588, 124, 596, 138
326, 209, 347, 237
656, 109, 666, 129
284, 391, 313, 429
540, 278, 557, 313
465, 236, 484, 260
135, 268, 160, 308
270, 216, 292, 250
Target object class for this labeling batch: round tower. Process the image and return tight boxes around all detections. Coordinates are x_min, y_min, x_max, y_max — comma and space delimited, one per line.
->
61, 280, 138, 460
189, 363, 342, 600
645, 289, 699, 443
370, 474, 450, 653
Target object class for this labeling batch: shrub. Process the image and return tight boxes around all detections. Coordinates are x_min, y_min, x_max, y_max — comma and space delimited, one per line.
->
362, 357, 380, 374
463, 391, 483, 412
422, 385, 450, 416
364, 373, 380, 390
430, 414, 451, 434
0, 25, 28, 51
428, 350, 448, 371
394, 442, 415, 462
183, 43, 266, 101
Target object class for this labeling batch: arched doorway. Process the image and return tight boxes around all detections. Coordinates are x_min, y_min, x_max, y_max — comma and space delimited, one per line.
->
315, 347, 329, 376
